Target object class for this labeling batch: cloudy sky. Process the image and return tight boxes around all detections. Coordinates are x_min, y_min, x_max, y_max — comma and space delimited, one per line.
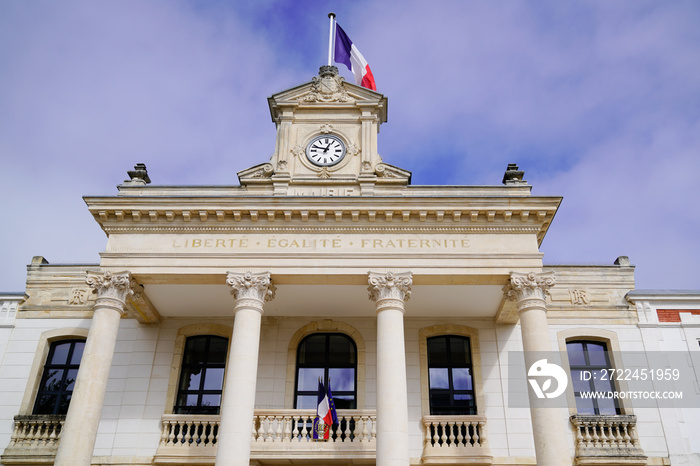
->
1, 0, 698, 292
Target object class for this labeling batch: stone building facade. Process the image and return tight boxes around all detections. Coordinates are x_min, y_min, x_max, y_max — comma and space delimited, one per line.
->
0, 67, 698, 466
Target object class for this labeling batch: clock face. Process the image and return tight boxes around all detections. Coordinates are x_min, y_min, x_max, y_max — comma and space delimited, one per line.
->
306, 135, 346, 166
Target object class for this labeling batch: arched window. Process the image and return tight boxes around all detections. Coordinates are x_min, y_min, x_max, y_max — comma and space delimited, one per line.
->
427, 335, 476, 415
33, 339, 85, 415
174, 335, 228, 414
567, 340, 620, 415
294, 333, 356, 409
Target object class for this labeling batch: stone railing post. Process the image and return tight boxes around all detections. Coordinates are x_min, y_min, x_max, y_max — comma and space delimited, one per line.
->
54, 271, 134, 466
504, 271, 571, 466
215, 272, 275, 466
368, 271, 412, 466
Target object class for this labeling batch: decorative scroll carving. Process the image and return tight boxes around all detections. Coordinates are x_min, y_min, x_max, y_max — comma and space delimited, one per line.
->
251, 163, 274, 178
226, 272, 276, 305
86, 271, 135, 314
368, 271, 413, 304
303, 66, 352, 103
503, 271, 555, 304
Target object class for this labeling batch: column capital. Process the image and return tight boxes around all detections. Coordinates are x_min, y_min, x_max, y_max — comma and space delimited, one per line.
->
368, 271, 412, 308
226, 272, 276, 309
86, 271, 134, 314
503, 271, 555, 304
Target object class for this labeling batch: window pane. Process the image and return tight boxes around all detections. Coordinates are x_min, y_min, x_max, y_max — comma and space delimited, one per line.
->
329, 368, 354, 392
567, 342, 586, 366
597, 398, 618, 415
450, 337, 471, 366
183, 337, 207, 365
34, 394, 57, 414
571, 370, 591, 393
332, 395, 356, 409
452, 368, 473, 390
574, 396, 596, 415
58, 394, 71, 414
587, 343, 608, 366
328, 335, 355, 364
208, 337, 228, 364
51, 342, 71, 365
296, 395, 318, 409
298, 335, 326, 364
429, 368, 449, 389
297, 368, 324, 391
179, 367, 202, 391
203, 368, 225, 390
185, 394, 199, 406
70, 342, 85, 365
42, 369, 64, 392
453, 394, 475, 411
64, 369, 79, 391
427, 337, 448, 366
429, 392, 451, 409
201, 394, 221, 409
593, 374, 615, 393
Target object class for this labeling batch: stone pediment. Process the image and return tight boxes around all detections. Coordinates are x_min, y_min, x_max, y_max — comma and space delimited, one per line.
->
268, 66, 387, 122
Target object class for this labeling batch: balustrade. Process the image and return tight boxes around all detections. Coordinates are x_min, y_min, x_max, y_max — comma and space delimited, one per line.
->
155, 409, 377, 463
570, 415, 646, 464
0, 415, 64, 464
421, 415, 492, 465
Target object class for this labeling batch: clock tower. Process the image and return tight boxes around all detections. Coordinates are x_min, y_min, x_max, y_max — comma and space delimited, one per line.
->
237, 65, 410, 196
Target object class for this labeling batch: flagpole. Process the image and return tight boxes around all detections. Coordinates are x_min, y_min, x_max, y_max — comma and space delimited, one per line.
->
327, 13, 336, 66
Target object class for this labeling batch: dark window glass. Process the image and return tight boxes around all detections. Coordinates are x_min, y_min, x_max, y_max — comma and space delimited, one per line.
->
427, 336, 476, 415
33, 339, 85, 415
566, 340, 620, 415
294, 333, 356, 409
174, 335, 228, 414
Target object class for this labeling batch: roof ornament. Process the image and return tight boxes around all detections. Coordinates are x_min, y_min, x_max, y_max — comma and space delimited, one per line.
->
502, 163, 526, 186
303, 66, 352, 103
125, 163, 151, 185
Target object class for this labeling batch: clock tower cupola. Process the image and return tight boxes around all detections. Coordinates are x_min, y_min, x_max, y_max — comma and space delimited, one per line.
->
237, 66, 410, 196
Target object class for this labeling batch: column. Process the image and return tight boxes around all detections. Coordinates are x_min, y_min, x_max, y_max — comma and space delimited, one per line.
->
216, 272, 275, 466
504, 271, 571, 466
368, 271, 412, 466
54, 271, 134, 466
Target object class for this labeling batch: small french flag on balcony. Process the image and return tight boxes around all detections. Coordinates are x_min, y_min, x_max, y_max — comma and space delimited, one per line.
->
313, 379, 338, 440
334, 23, 376, 91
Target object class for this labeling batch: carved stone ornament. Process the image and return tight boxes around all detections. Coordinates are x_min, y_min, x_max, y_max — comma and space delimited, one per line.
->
317, 167, 331, 179
303, 66, 352, 103
347, 143, 360, 157
368, 271, 413, 304
251, 163, 274, 178
503, 271, 556, 304
277, 159, 288, 171
86, 271, 135, 304
291, 144, 304, 158
69, 288, 89, 305
320, 124, 334, 134
226, 272, 276, 304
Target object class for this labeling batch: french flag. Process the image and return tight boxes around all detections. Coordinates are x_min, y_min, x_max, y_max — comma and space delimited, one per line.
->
334, 23, 376, 91
313, 379, 338, 440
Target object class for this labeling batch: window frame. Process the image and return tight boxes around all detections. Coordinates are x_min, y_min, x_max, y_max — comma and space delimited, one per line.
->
566, 340, 621, 415
164, 324, 232, 415
174, 334, 229, 415
426, 335, 477, 415
19, 328, 90, 416
32, 339, 85, 415
558, 328, 632, 416
419, 325, 485, 417
293, 332, 358, 410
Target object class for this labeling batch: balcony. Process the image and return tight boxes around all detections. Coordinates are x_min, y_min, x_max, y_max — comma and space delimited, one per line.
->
155, 409, 377, 464
570, 415, 647, 465
1, 415, 64, 464
421, 415, 492, 465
